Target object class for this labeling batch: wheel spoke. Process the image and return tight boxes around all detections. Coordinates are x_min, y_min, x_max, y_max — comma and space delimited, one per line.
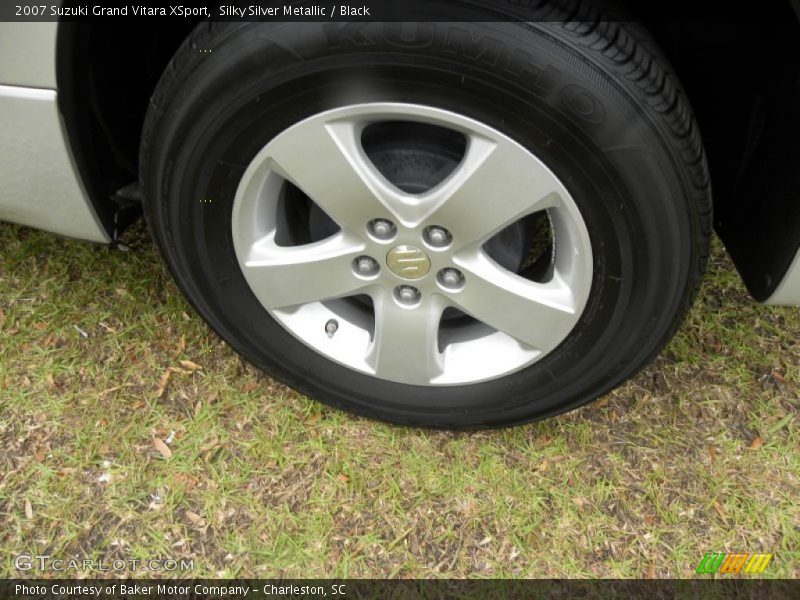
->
266, 118, 403, 230
422, 133, 561, 246
367, 292, 445, 383
242, 232, 367, 309
451, 251, 578, 352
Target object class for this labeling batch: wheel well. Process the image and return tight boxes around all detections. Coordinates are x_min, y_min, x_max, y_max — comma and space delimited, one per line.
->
645, 14, 800, 300
57, 13, 800, 299
56, 22, 199, 235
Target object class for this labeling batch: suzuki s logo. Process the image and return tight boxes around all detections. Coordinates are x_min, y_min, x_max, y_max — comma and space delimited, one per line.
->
386, 245, 431, 280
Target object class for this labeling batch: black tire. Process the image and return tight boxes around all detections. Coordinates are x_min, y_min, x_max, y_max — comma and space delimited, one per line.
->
140, 15, 711, 428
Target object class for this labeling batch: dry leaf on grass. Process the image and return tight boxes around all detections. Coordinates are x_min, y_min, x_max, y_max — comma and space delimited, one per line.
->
770, 370, 786, 384
153, 438, 172, 459
98, 321, 117, 334
168, 366, 193, 375
713, 500, 727, 521
24, 498, 33, 519
156, 370, 171, 398
34, 446, 47, 462
186, 510, 206, 527
749, 437, 764, 450
173, 334, 186, 359
179, 360, 203, 371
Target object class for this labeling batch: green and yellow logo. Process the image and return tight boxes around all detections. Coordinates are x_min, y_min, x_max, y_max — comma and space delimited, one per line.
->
696, 552, 772, 574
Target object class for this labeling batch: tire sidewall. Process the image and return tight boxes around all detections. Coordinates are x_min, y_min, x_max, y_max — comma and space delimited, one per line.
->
143, 22, 694, 426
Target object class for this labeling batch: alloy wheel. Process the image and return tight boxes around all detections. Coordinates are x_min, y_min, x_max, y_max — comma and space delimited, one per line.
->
231, 103, 593, 385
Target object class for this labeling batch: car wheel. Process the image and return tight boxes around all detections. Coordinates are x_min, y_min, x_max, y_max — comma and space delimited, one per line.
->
140, 18, 711, 428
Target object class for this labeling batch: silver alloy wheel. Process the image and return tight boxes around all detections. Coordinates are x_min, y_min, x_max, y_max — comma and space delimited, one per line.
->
231, 103, 593, 385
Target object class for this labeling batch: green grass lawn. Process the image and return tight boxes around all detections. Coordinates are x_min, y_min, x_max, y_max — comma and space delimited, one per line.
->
0, 221, 798, 578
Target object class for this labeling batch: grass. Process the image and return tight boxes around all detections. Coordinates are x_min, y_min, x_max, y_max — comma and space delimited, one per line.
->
0, 220, 798, 579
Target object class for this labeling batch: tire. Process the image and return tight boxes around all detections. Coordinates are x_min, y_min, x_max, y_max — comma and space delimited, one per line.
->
140, 14, 711, 428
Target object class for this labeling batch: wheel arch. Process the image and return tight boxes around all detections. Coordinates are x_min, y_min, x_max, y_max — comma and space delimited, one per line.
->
645, 8, 800, 303
55, 21, 198, 237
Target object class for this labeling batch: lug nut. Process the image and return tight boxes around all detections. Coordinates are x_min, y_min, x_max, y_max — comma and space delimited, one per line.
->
395, 285, 421, 306
438, 268, 465, 290
353, 255, 380, 277
325, 319, 339, 338
424, 225, 452, 248
368, 218, 397, 241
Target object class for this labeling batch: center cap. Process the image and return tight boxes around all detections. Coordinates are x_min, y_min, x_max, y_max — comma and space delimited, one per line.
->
386, 245, 431, 280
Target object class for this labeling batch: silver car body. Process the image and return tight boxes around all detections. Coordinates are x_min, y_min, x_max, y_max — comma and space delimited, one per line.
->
0, 23, 108, 243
